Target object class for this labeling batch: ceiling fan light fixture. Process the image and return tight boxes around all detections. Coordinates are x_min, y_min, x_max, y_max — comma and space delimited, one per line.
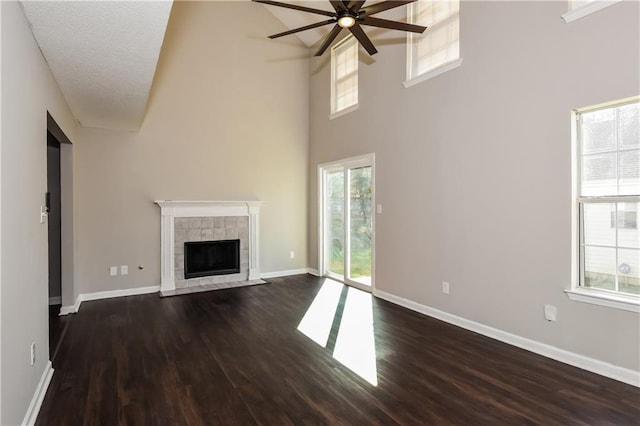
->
337, 15, 356, 28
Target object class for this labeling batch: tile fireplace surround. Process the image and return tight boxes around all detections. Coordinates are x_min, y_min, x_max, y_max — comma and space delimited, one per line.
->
155, 201, 262, 296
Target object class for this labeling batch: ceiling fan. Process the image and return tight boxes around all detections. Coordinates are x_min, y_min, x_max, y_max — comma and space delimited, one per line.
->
254, 0, 427, 56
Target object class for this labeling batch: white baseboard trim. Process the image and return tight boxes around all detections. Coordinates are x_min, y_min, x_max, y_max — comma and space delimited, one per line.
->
307, 268, 320, 276
59, 286, 160, 315
373, 289, 640, 388
81, 285, 160, 302
48, 296, 61, 306
59, 295, 81, 316
22, 360, 54, 426
260, 269, 311, 279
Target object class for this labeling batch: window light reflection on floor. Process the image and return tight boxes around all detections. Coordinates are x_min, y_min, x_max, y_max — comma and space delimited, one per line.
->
297, 279, 378, 386
297, 278, 343, 347
333, 286, 378, 385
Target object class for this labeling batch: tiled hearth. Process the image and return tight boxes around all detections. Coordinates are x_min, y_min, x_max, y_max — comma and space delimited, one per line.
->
155, 201, 264, 296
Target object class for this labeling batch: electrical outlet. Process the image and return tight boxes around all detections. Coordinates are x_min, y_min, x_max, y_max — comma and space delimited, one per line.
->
544, 304, 557, 322
442, 281, 450, 294
289, 251, 295, 259
30, 342, 36, 366
376, 204, 383, 214
120, 265, 128, 275
109, 266, 118, 276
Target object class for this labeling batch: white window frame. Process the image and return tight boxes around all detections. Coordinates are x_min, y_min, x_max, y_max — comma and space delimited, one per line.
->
566, 96, 640, 313
317, 153, 376, 292
404, 0, 462, 89
562, 0, 623, 24
330, 35, 359, 120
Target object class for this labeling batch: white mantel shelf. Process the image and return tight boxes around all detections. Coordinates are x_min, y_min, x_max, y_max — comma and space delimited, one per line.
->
155, 200, 263, 216
154, 200, 262, 295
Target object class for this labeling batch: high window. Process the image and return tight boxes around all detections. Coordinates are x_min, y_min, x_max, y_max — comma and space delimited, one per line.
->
330, 36, 358, 118
405, 0, 461, 88
570, 97, 640, 310
562, 0, 623, 23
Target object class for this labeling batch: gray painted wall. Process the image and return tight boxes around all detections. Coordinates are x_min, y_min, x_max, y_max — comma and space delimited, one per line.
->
1, 2, 77, 423
308, 1, 639, 371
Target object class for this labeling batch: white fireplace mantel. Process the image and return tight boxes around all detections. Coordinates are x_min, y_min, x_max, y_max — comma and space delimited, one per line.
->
155, 200, 262, 294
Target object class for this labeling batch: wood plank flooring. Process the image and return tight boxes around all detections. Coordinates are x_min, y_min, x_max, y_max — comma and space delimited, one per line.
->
37, 274, 640, 425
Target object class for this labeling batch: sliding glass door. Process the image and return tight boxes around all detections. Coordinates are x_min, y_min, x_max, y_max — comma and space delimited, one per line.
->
320, 154, 374, 291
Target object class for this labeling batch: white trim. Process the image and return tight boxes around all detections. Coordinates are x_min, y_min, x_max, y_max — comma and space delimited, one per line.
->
21, 361, 54, 426
317, 165, 324, 278
307, 268, 320, 276
373, 289, 640, 387
570, 96, 640, 304
565, 288, 640, 313
562, 0, 623, 23
81, 285, 159, 302
59, 295, 81, 316
59, 286, 159, 314
317, 153, 376, 292
260, 269, 311, 279
329, 103, 359, 120
48, 296, 61, 305
403, 58, 463, 89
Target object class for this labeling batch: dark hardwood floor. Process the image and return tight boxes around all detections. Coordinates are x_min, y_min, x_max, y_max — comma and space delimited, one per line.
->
37, 274, 640, 425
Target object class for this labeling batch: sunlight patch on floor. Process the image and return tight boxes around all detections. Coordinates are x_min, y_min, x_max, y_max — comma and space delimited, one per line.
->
297, 279, 378, 386
333, 286, 377, 385
297, 278, 343, 347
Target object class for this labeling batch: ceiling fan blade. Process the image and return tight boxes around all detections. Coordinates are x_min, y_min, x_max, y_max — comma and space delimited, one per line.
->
349, 24, 377, 55
361, 0, 415, 16
347, 1, 366, 11
268, 19, 337, 39
360, 16, 426, 33
329, 0, 348, 12
252, 0, 336, 18
315, 24, 344, 56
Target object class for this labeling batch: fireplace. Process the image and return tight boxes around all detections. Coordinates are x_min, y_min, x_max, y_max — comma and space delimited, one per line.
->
155, 200, 262, 295
184, 239, 240, 279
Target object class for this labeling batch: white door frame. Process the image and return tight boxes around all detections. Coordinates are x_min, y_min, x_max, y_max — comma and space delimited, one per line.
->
318, 153, 375, 292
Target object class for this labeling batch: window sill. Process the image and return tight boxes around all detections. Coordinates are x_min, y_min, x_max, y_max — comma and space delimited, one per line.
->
329, 103, 359, 120
561, 0, 623, 23
565, 288, 640, 313
403, 58, 463, 89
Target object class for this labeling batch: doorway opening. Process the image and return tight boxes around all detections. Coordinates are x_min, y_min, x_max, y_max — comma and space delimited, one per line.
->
47, 112, 74, 364
319, 153, 375, 292
47, 131, 63, 358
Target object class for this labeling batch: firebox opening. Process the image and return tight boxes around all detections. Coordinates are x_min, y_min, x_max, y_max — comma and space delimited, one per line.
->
184, 239, 240, 279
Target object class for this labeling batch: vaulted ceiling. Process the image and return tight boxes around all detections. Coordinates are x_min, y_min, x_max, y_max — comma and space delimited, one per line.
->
19, 1, 400, 132
20, 1, 173, 131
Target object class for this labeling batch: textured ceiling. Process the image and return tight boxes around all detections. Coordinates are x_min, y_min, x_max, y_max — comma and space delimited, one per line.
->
21, 1, 173, 131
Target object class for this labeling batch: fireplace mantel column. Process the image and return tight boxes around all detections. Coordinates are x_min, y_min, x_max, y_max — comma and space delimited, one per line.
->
248, 204, 260, 280
159, 213, 175, 293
